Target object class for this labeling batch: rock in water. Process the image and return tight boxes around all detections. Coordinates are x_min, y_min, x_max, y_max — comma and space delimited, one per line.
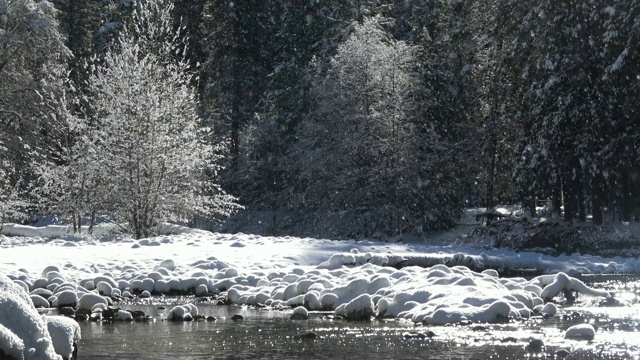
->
294, 332, 317, 340
290, 306, 309, 320
565, 324, 595, 341
525, 339, 544, 353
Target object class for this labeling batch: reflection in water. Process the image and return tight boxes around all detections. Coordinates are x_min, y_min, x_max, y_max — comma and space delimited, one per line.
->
77, 277, 640, 359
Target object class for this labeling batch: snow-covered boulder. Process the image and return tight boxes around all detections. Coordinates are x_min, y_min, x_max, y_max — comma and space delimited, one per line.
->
167, 306, 193, 321
565, 324, 595, 341
290, 306, 309, 320
31, 294, 50, 309
114, 310, 133, 321
0, 274, 62, 360
77, 293, 108, 312
55, 290, 78, 308
336, 294, 374, 321
46, 316, 81, 360
423, 300, 511, 325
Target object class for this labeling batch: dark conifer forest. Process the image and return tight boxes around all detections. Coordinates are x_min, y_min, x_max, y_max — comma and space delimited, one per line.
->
1, 0, 639, 239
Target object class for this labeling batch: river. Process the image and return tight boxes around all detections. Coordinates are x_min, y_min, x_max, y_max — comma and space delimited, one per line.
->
73, 276, 640, 359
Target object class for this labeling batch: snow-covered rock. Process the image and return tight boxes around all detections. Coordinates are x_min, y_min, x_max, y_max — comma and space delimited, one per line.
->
565, 324, 595, 341
290, 306, 309, 320
55, 290, 78, 308
167, 306, 193, 321
114, 310, 133, 321
46, 316, 81, 360
31, 294, 50, 308
336, 294, 374, 321
77, 293, 108, 312
0, 274, 62, 360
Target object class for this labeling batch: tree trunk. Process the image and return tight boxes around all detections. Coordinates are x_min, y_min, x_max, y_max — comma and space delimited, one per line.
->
563, 176, 577, 222
88, 208, 96, 235
621, 169, 633, 222
552, 179, 562, 219
578, 179, 586, 222
485, 135, 497, 213
592, 174, 603, 225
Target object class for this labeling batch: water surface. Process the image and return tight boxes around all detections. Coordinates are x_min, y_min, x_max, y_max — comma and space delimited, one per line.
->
76, 276, 640, 359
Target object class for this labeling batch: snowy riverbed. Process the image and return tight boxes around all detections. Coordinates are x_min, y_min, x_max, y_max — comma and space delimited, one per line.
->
2, 224, 640, 359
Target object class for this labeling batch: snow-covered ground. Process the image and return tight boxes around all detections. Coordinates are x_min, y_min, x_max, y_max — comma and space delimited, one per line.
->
1, 222, 639, 358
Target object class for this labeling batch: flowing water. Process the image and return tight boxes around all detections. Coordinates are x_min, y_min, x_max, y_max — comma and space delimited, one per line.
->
73, 276, 640, 359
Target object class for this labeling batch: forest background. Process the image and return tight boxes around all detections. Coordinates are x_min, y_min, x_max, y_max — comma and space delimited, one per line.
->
1, 0, 639, 241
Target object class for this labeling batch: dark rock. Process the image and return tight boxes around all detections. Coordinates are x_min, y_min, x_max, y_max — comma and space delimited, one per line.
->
0, 347, 19, 360
231, 314, 244, 321
599, 297, 624, 307
471, 325, 487, 331
59, 307, 75, 317
102, 307, 119, 320
294, 332, 317, 340
525, 339, 545, 353
290, 313, 309, 321
403, 331, 435, 339
501, 337, 517, 343
206, 316, 217, 322
75, 308, 90, 316
193, 314, 206, 321
71, 341, 78, 360
74, 314, 89, 322
130, 310, 146, 319
555, 349, 571, 358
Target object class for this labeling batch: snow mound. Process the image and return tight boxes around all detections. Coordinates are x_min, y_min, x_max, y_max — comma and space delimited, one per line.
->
0, 323, 24, 360
0, 274, 61, 360
46, 316, 80, 360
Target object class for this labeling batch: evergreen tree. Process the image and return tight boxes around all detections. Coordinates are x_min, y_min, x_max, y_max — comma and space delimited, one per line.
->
200, 0, 277, 165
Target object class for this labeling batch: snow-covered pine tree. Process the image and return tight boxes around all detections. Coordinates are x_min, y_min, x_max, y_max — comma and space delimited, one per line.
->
77, 0, 237, 238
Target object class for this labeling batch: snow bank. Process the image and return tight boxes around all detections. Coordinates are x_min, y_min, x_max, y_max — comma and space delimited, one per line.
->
3, 224, 70, 239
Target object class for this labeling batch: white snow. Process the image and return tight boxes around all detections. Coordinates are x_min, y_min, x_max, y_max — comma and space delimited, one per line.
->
0, 223, 637, 336
0, 274, 62, 360
0, 323, 24, 360
46, 316, 80, 360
